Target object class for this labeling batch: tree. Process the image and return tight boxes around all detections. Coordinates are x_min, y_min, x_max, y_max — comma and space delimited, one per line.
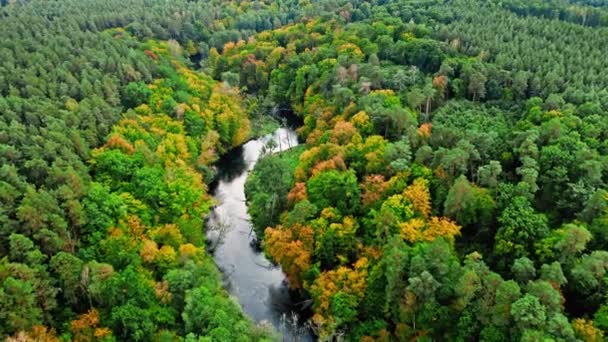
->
570, 251, 608, 310
384, 138, 412, 173
264, 224, 313, 288
477, 161, 502, 188
444, 175, 495, 228
123, 82, 152, 108
540, 262, 567, 287
494, 196, 549, 268
307, 170, 361, 216
245, 151, 297, 236
511, 294, 546, 331
406, 87, 425, 113
50, 252, 84, 306
421, 82, 436, 118
511, 257, 536, 284
0, 277, 43, 335
468, 72, 487, 101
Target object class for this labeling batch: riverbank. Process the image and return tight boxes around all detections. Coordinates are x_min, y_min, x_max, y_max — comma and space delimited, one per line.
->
206, 127, 314, 341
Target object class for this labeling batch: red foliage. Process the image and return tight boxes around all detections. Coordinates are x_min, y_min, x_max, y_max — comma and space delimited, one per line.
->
144, 50, 159, 60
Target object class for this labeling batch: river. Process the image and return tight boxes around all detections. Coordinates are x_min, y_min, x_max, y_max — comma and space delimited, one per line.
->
206, 127, 313, 341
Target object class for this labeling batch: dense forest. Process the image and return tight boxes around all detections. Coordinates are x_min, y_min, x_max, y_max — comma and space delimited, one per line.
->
1, 0, 608, 340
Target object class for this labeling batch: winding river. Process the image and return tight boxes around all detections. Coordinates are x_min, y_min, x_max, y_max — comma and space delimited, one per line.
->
206, 127, 313, 341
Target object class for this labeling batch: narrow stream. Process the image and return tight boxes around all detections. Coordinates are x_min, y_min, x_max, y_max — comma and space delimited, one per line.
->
207, 127, 313, 341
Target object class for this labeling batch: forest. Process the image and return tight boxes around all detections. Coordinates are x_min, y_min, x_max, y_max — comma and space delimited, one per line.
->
1, 0, 608, 341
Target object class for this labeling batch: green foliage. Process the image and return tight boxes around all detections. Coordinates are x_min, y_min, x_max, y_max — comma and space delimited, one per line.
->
444, 175, 495, 228
307, 170, 361, 216
123, 82, 153, 108
245, 146, 302, 237
4, 0, 608, 339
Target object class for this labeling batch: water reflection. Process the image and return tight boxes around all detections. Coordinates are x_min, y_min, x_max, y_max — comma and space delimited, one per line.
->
207, 128, 313, 341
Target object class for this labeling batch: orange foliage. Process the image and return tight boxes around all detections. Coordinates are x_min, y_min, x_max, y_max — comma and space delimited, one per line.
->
105, 135, 135, 154
126, 216, 146, 240
144, 49, 159, 60
287, 182, 308, 206
360, 245, 382, 261
418, 123, 432, 138
319, 108, 337, 123
264, 224, 314, 289
108, 227, 122, 238
70, 309, 112, 342
305, 128, 324, 146
403, 178, 431, 217
298, 144, 346, 180
329, 120, 361, 145
310, 154, 347, 176
361, 174, 387, 207
432, 75, 448, 98
94, 328, 112, 340
223, 41, 237, 53
197, 130, 220, 166
140, 239, 159, 263
434, 165, 448, 181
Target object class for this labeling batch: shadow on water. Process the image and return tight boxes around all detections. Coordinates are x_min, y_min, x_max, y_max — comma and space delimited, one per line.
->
213, 145, 248, 183
207, 127, 315, 341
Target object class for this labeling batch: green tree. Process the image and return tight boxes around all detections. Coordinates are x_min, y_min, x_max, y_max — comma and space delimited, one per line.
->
307, 170, 361, 216
494, 196, 549, 268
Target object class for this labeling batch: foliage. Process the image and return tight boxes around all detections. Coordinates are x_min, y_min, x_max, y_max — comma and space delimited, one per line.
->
4, 0, 608, 339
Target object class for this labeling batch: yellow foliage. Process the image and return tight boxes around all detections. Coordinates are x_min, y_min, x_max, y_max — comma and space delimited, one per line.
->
6, 326, 60, 342
65, 98, 79, 111
399, 216, 460, 243
403, 178, 431, 217
400, 218, 426, 243
424, 217, 461, 242
154, 224, 184, 248
309, 257, 369, 336
156, 133, 191, 162
573, 318, 604, 342
156, 245, 177, 265
140, 239, 159, 263
370, 89, 395, 96
336, 43, 364, 59
179, 243, 201, 260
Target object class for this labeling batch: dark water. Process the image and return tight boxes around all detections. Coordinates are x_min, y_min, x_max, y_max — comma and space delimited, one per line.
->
207, 128, 313, 341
